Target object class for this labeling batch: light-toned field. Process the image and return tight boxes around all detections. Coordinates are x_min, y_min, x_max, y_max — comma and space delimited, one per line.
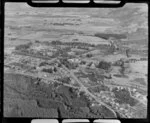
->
5, 3, 123, 49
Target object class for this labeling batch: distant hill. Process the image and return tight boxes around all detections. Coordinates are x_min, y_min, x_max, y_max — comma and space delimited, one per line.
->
5, 3, 148, 40
106, 3, 148, 39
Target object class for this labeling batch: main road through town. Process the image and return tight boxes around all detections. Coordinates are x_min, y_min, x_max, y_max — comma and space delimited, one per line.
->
61, 64, 120, 118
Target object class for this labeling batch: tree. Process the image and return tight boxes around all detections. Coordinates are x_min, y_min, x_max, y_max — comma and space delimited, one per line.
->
42, 68, 53, 73
35, 40, 40, 43
97, 61, 111, 70
112, 88, 137, 106
53, 67, 57, 72
126, 49, 131, 57
57, 77, 71, 84
80, 61, 86, 65
15, 42, 32, 51
51, 40, 62, 45
86, 54, 92, 58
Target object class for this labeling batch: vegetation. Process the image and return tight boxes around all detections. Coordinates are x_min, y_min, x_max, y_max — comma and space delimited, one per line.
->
15, 42, 32, 51
36, 99, 64, 110
42, 68, 53, 73
89, 85, 109, 93
17, 101, 58, 117
57, 77, 71, 84
89, 105, 116, 118
112, 88, 138, 106
39, 62, 49, 67
57, 86, 90, 108
60, 58, 78, 69
51, 40, 62, 45
51, 40, 95, 48
94, 33, 127, 40
86, 54, 93, 58
96, 61, 111, 71
132, 78, 146, 86
4, 73, 36, 93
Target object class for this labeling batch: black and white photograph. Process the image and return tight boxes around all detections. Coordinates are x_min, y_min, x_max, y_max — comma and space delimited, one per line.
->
4, 2, 148, 118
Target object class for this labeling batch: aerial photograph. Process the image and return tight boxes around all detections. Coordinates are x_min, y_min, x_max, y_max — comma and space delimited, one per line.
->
4, 3, 148, 118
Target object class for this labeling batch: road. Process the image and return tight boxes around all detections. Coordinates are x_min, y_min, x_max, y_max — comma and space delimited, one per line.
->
7, 49, 128, 117
5, 70, 79, 90
13, 51, 52, 60
61, 64, 119, 118
5, 66, 127, 118
105, 78, 147, 92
